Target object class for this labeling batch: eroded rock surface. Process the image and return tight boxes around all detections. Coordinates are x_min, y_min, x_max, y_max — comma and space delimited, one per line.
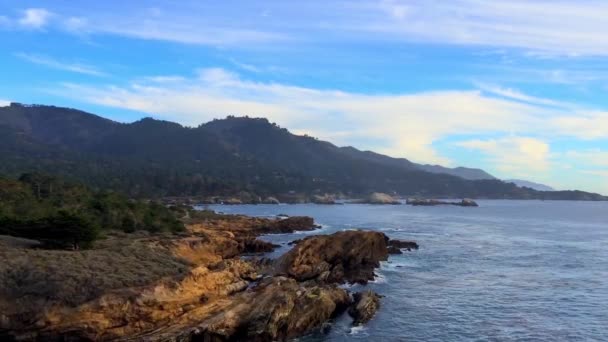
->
349, 290, 381, 325
0, 214, 417, 341
276, 230, 389, 284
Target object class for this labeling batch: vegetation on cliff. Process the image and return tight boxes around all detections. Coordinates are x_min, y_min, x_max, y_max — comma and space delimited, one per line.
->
0, 173, 184, 248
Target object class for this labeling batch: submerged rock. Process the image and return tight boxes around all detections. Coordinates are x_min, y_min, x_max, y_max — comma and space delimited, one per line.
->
349, 290, 381, 325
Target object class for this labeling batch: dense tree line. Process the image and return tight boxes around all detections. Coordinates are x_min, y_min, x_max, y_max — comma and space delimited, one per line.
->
0, 174, 184, 249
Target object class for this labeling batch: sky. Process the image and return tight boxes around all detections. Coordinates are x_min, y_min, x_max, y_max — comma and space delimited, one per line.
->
0, 1, 607, 194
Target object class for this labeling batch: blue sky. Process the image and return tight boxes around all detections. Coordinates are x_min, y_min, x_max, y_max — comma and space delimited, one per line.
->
1, 1, 607, 194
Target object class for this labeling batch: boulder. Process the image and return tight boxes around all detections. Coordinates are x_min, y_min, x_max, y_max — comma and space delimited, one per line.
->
275, 230, 389, 284
349, 290, 381, 325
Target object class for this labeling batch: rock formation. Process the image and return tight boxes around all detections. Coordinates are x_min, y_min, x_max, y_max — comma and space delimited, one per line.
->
349, 290, 381, 325
363, 192, 401, 205
0, 214, 417, 341
276, 230, 389, 284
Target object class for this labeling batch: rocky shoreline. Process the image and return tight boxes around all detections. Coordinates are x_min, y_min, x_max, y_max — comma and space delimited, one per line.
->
0, 212, 417, 341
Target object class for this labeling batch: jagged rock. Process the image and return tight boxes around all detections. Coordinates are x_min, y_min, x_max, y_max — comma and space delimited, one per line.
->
349, 290, 381, 325
275, 230, 389, 284
186, 277, 351, 342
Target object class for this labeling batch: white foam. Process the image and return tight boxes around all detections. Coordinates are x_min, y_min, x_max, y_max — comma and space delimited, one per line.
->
371, 270, 387, 284
349, 325, 367, 335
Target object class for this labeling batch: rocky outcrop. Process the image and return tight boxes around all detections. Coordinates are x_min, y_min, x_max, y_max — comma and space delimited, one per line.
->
311, 194, 336, 205
363, 192, 401, 205
406, 198, 479, 207
182, 277, 351, 342
276, 230, 389, 284
264, 216, 318, 234
349, 290, 381, 325
238, 237, 280, 254
0, 213, 417, 341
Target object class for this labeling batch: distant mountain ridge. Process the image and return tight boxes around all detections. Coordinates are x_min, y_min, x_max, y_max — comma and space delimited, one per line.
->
417, 164, 496, 180
0, 103, 605, 200
505, 179, 555, 191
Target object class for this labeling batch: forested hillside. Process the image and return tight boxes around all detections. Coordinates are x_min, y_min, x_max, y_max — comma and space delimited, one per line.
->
0, 103, 605, 200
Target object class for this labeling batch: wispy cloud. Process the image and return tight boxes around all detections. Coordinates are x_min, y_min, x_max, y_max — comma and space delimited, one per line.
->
47, 67, 589, 162
18, 8, 52, 29
370, 0, 608, 56
15, 52, 107, 77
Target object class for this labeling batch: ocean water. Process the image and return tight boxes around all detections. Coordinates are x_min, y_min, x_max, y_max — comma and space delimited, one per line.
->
208, 201, 608, 341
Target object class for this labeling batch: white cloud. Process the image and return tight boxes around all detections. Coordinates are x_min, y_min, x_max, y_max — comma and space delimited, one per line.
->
564, 150, 608, 167
370, 0, 608, 56
18, 8, 52, 29
0, 99, 11, 107
49, 68, 563, 165
553, 111, 608, 139
456, 137, 552, 177
15, 52, 106, 77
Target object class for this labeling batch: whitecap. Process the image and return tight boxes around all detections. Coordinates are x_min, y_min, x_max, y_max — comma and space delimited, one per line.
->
349, 325, 367, 335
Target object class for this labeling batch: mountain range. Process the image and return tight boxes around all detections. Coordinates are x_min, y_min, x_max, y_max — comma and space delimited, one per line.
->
0, 103, 604, 200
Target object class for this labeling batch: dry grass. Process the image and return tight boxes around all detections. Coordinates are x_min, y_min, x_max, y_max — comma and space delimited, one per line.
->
0, 232, 192, 307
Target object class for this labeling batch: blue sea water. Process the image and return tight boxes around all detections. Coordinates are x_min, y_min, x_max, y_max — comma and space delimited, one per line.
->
208, 201, 608, 341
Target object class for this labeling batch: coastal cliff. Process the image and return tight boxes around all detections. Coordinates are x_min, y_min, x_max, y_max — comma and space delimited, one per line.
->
0, 213, 417, 341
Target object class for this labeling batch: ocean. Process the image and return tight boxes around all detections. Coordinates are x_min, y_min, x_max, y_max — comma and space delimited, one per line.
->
208, 201, 608, 341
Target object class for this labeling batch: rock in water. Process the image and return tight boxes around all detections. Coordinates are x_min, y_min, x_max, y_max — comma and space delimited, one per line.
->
388, 239, 419, 250
460, 198, 479, 207
275, 230, 389, 284
349, 290, 381, 325
265, 216, 317, 233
